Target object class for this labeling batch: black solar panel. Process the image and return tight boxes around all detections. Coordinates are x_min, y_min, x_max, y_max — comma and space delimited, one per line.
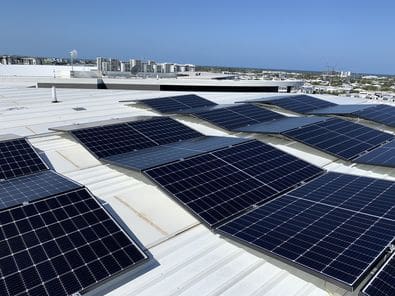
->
361, 252, 395, 296
144, 140, 323, 227
355, 140, 395, 167
72, 124, 156, 158
138, 94, 217, 113
128, 117, 203, 145
354, 104, 395, 128
0, 171, 80, 210
105, 136, 248, 171
262, 95, 337, 113
283, 118, 394, 160
0, 188, 146, 296
192, 104, 284, 130
0, 138, 47, 180
218, 176, 395, 289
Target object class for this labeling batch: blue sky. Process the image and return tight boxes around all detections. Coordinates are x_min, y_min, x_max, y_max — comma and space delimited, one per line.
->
1, 1, 395, 74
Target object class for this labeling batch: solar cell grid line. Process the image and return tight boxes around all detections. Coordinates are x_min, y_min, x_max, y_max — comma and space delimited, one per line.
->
283, 118, 394, 160
217, 193, 395, 290
127, 117, 203, 145
0, 138, 48, 180
354, 104, 395, 128
0, 170, 81, 210
211, 140, 323, 192
144, 140, 324, 227
0, 188, 147, 296
284, 172, 395, 221
361, 252, 395, 296
144, 151, 279, 227
71, 123, 157, 159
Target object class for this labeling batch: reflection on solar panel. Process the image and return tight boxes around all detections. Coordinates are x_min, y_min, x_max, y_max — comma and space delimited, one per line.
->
192, 104, 284, 130
144, 140, 323, 227
0, 171, 80, 210
354, 104, 395, 128
355, 140, 395, 167
72, 124, 156, 158
0, 138, 47, 180
128, 117, 203, 145
138, 94, 217, 113
218, 172, 395, 289
106, 136, 248, 171
361, 252, 395, 296
283, 118, 394, 160
0, 188, 146, 296
258, 95, 337, 113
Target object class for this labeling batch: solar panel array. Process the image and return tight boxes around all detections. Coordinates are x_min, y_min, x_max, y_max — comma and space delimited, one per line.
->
218, 172, 395, 289
145, 140, 323, 227
71, 117, 203, 159
192, 104, 284, 130
354, 104, 395, 128
259, 95, 337, 113
137, 94, 217, 113
283, 118, 394, 160
0, 138, 47, 180
0, 188, 146, 296
361, 252, 395, 296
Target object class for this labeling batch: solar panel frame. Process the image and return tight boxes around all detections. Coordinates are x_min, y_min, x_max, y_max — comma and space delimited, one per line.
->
0, 137, 49, 180
361, 252, 395, 296
355, 140, 395, 168
353, 104, 395, 128
0, 187, 147, 296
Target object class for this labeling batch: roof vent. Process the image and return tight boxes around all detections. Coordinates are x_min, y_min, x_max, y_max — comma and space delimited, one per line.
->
72, 107, 87, 111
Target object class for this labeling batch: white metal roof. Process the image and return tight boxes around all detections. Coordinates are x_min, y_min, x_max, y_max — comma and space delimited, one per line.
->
2, 77, 394, 295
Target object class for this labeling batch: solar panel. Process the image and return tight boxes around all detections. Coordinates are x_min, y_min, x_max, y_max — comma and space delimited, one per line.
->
241, 95, 336, 113
361, 252, 395, 296
355, 140, 395, 167
0, 171, 80, 209
308, 104, 374, 115
283, 118, 394, 160
71, 123, 156, 158
105, 136, 250, 171
192, 104, 284, 130
354, 104, 395, 128
128, 117, 203, 145
0, 188, 146, 296
0, 138, 47, 180
144, 140, 323, 227
234, 117, 328, 133
218, 173, 395, 289
137, 94, 217, 113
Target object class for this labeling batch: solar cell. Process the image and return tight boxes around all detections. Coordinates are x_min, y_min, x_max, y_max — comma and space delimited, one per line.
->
0, 171, 80, 209
0, 188, 146, 296
361, 252, 395, 296
71, 123, 156, 158
355, 140, 395, 167
128, 117, 203, 145
354, 104, 395, 128
137, 94, 217, 113
144, 140, 323, 227
0, 138, 47, 180
218, 189, 395, 290
283, 118, 394, 160
192, 104, 284, 130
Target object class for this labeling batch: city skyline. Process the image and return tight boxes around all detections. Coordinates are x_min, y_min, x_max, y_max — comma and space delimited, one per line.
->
1, 1, 395, 74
